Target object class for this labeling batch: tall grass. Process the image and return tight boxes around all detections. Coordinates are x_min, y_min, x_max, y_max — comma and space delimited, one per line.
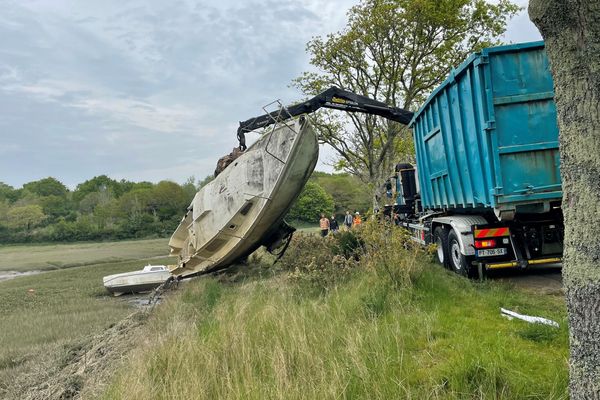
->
104, 224, 568, 399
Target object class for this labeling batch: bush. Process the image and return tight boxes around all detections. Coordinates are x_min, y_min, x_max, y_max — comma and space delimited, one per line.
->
356, 219, 423, 289
331, 230, 362, 260
278, 219, 425, 293
279, 233, 358, 293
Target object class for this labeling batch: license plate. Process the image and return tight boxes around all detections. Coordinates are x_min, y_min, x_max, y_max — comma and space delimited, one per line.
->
477, 248, 507, 257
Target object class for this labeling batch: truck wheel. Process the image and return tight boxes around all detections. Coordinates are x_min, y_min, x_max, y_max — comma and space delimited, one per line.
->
433, 227, 449, 268
447, 229, 476, 278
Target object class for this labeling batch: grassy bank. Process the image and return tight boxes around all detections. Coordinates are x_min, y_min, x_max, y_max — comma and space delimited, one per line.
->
0, 238, 174, 397
0, 238, 169, 272
104, 253, 568, 398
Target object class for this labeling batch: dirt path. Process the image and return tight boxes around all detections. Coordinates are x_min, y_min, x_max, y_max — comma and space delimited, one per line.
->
488, 264, 563, 295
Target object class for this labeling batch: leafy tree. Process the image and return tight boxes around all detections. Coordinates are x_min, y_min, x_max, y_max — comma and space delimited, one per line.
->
529, 1, 600, 397
73, 175, 128, 203
39, 195, 72, 222
22, 177, 68, 197
79, 189, 114, 214
182, 176, 198, 204
0, 200, 9, 226
7, 204, 46, 231
0, 182, 19, 203
197, 175, 214, 189
147, 181, 188, 221
293, 0, 519, 198
287, 181, 334, 222
117, 188, 151, 220
311, 172, 371, 215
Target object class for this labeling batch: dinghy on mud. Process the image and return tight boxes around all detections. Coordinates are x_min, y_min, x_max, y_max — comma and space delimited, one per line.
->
103, 265, 172, 296
168, 117, 318, 277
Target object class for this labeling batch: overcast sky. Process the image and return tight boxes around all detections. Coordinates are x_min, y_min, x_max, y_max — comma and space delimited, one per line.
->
0, 0, 541, 189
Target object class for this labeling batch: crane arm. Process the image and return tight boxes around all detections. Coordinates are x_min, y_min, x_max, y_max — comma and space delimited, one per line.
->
236, 86, 414, 150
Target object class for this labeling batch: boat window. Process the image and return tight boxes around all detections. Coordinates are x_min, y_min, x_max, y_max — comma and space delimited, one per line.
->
150, 267, 162, 271
240, 202, 253, 216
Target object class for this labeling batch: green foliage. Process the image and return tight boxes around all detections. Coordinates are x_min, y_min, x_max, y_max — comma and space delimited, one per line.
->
181, 176, 198, 205
22, 177, 68, 197
1, 176, 195, 243
287, 181, 334, 222
6, 204, 46, 231
0, 182, 19, 203
197, 175, 214, 189
73, 175, 132, 203
0, 242, 174, 396
331, 229, 363, 259
293, 0, 519, 188
359, 218, 423, 288
279, 233, 359, 293
105, 252, 568, 399
310, 171, 371, 215
39, 195, 72, 222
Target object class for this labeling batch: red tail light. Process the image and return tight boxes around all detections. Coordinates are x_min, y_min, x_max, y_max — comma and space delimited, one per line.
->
475, 239, 496, 248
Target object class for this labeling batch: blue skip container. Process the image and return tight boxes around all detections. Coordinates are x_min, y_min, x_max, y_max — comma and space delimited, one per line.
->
410, 41, 561, 216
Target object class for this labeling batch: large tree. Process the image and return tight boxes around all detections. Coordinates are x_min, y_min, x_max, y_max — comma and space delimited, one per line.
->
22, 177, 68, 198
294, 0, 519, 198
528, 1, 600, 398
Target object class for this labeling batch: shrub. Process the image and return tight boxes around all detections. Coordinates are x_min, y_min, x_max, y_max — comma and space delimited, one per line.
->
279, 233, 358, 292
331, 229, 362, 260
356, 219, 423, 289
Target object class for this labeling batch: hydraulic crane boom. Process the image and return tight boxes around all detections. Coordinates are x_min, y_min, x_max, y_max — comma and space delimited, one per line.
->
236, 86, 414, 150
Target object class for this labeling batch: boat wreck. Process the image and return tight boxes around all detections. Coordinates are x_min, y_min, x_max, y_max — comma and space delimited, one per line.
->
168, 117, 318, 277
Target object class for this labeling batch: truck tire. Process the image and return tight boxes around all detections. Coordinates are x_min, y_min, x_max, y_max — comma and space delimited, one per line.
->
447, 229, 476, 278
433, 227, 449, 268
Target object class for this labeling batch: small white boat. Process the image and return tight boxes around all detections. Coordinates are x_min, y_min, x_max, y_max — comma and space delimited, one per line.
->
103, 265, 172, 296
168, 117, 318, 277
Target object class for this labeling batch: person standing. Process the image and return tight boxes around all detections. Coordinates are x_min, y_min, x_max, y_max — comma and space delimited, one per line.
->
319, 213, 330, 237
353, 211, 362, 226
344, 211, 353, 230
329, 215, 339, 233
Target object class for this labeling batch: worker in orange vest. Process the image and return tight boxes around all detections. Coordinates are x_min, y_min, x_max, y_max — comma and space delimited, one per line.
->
353, 212, 362, 226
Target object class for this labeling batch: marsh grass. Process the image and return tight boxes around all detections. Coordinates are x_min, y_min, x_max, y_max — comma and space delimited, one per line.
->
104, 248, 568, 399
0, 249, 174, 395
0, 238, 169, 272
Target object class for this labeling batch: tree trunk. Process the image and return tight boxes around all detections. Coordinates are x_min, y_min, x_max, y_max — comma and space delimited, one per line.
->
529, 1, 600, 398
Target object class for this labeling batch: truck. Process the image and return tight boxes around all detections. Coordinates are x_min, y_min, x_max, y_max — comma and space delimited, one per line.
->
187, 40, 562, 278
388, 41, 563, 277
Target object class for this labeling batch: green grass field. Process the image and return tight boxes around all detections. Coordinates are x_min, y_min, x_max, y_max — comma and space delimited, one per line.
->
104, 257, 568, 399
0, 235, 569, 399
0, 238, 169, 272
0, 238, 174, 397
